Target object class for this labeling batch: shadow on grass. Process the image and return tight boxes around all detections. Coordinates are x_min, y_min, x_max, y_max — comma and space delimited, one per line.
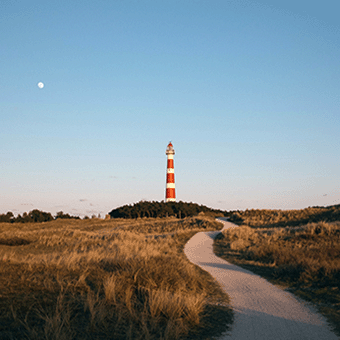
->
183, 303, 233, 340
0, 237, 31, 246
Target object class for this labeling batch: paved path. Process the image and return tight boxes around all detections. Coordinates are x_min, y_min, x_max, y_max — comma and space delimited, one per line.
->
184, 218, 338, 340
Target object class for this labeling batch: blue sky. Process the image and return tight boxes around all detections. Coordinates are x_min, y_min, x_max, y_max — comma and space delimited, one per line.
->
1, 0, 339, 217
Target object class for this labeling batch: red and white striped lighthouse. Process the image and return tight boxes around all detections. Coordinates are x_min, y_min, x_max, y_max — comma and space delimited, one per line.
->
165, 142, 176, 202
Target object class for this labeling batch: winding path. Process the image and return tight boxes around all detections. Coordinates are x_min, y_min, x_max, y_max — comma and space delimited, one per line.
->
184, 218, 338, 340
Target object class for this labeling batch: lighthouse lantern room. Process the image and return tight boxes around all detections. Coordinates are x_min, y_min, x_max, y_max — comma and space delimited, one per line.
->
165, 142, 176, 202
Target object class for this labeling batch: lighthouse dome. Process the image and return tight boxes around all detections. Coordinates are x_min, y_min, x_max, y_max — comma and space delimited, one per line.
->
166, 142, 175, 155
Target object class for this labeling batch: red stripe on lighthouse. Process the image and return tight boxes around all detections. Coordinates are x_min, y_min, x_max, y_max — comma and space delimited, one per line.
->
167, 173, 175, 183
166, 188, 176, 199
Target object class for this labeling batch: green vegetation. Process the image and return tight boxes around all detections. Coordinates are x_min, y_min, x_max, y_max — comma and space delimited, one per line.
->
0, 210, 80, 223
109, 201, 228, 219
1, 201, 230, 224
0, 216, 232, 340
215, 208, 340, 336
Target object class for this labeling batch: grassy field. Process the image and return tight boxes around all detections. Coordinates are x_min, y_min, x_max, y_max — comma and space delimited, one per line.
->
229, 204, 340, 228
214, 214, 340, 336
0, 216, 232, 340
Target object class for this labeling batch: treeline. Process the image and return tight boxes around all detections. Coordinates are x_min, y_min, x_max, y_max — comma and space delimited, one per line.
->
229, 204, 340, 228
0, 210, 80, 223
109, 200, 228, 219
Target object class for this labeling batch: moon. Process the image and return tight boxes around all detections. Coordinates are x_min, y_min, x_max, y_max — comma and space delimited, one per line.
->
37, 82, 44, 89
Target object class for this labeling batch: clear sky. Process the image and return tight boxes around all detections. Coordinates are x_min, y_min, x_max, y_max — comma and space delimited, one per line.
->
1, 0, 339, 217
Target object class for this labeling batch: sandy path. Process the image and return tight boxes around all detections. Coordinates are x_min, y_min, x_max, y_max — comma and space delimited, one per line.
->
184, 219, 338, 340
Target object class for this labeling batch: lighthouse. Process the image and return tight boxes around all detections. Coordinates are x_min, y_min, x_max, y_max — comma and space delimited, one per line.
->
165, 142, 176, 202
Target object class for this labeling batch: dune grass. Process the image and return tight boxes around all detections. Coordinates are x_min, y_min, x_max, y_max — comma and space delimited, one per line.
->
214, 221, 340, 336
0, 216, 232, 340
229, 205, 340, 228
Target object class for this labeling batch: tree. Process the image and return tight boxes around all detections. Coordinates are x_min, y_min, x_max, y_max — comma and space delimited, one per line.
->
28, 209, 53, 223
55, 211, 79, 220
108, 201, 228, 219
0, 212, 14, 223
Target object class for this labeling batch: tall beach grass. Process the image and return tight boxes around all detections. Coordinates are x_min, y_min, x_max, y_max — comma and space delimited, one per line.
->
214, 220, 340, 335
0, 216, 232, 339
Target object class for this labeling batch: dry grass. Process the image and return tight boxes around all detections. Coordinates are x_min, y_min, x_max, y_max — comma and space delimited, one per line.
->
0, 216, 232, 340
229, 205, 340, 228
214, 221, 340, 336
